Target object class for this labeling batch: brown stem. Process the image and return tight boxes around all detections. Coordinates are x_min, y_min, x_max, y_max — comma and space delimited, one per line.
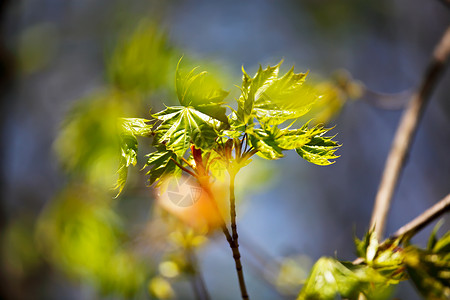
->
227, 171, 249, 300
242, 148, 258, 162
389, 193, 450, 240
197, 178, 249, 299
370, 26, 450, 240
181, 156, 196, 171
170, 157, 197, 178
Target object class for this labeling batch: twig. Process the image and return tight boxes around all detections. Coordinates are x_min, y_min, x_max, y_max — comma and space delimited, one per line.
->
198, 178, 249, 299
170, 157, 198, 178
389, 193, 450, 240
181, 156, 196, 171
370, 26, 450, 240
228, 171, 249, 299
353, 193, 450, 265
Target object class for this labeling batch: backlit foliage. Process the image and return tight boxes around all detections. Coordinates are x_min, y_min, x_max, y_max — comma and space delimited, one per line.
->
116, 59, 340, 196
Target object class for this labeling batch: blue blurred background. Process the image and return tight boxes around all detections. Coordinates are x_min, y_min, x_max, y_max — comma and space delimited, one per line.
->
0, 0, 449, 299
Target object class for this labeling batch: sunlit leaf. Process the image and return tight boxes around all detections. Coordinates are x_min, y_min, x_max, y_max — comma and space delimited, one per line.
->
295, 125, 339, 166
114, 118, 153, 197
248, 126, 284, 160
237, 61, 318, 126
298, 257, 393, 300
176, 59, 229, 123
237, 63, 279, 124
114, 134, 138, 197
247, 123, 339, 164
354, 231, 406, 281
153, 106, 219, 156
120, 117, 153, 137
144, 147, 181, 186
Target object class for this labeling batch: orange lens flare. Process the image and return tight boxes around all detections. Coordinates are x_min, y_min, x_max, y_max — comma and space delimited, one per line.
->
157, 175, 228, 231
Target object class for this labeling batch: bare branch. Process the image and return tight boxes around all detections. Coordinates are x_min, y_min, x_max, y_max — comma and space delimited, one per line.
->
390, 193, 450, 240
370, 26, 450, 240
354, 193, 450, 265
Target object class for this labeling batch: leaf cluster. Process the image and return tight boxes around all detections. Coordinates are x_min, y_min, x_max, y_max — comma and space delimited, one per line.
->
299, 226, 450, 300
114, 59, 340, 195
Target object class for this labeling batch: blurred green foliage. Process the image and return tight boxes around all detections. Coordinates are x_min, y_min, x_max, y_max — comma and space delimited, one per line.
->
301, 70, 364, 126
107, 21, 175, 93
55, 92, 126, 190
1, 217, 41, 279
404, 229, 450, 299
37, 185, 148, 297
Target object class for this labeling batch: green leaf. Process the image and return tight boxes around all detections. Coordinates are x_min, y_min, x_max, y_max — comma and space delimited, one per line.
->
144, 148, 181, 186
114, 118, 153, 197
295, 125, 339, 166
120, 118, 153, 137
298, 257, 361, 300
114, 135, 138, 197
354, 231, 405, 281
153, 106, 219, 156
404, 245, 450, 300
248, 126, 285, 160
237, 61, 318, 126
237, 63, 279, 124
298, 257, 393, 300
247, 123, 339, 163
432, 230, 450, 253
355, 229, 374, 259
176, 59, 229, 123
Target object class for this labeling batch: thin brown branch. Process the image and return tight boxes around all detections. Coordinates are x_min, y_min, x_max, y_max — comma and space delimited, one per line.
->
241, 148, 258, 162
389, 193, 450, 240
198, 180, 250, 299
181, 156, 196, 171
228, 171, 249, 299
370, 26, 450, 240
170, 157, 198, 178
354, 193, 450, 265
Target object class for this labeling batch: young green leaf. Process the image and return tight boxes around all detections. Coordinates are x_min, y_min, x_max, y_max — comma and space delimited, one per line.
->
120, 118, 153, 137
298, 257, 393, 300
431, 230, 450, 253
237, 63, 279, 124
144, 147, 181, 186
237, 61, 318, 126
247, 126, 285, 160
114, 118, 153, 197
114, 134, 138, 197
176, 59, 229, 123
247, 123, 339, 164
404, 245, 450, 300
153, 106, 220, 156
295, 129, 340, 166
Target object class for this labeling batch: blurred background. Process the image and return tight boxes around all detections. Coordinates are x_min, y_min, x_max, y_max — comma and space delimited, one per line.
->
1, 0, 449, 299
